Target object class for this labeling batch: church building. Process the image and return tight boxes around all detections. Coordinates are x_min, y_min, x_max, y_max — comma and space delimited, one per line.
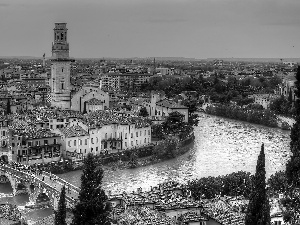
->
50, 23, 109, 112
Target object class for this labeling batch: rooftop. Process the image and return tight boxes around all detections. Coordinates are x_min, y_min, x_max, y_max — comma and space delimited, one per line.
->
59, 125, 89, 138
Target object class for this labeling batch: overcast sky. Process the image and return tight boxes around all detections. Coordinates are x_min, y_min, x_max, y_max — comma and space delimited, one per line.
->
1, 0, 300, 59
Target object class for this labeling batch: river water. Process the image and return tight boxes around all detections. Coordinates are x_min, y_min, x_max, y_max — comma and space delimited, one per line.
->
59, 113, 291, 193
0, 113, 291, 222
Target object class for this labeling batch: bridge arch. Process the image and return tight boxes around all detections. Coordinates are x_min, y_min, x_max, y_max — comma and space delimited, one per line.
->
35, 192, 52, 208
15, 182, 30, 196
0, 174, 14, 194
0, 155, 9, 163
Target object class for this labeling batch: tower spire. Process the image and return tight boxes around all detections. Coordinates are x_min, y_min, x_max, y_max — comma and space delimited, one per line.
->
50, 23, 73, 110
153, 57, 156, 75
42, 53, 45, 67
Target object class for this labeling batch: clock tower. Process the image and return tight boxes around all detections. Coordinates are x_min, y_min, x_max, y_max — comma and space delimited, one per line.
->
50, 23, 74, 109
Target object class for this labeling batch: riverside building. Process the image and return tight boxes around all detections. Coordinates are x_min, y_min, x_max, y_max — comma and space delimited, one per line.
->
57, 110, 152, 161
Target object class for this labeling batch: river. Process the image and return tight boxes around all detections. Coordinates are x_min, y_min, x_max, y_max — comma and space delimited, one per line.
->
0, 113, 291, 222
59, 113, 291, 193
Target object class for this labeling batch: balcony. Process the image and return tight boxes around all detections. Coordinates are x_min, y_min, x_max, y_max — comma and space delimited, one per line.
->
101, 137, 122, 143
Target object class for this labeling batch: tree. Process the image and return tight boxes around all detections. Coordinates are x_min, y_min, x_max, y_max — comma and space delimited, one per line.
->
138, 107, 149, 117
284, 66, 300, 223
72, 153, 111, 225
267, 171, 287, 197
245, 143, 270, 225
152, 137, 179, 160
288, 89, 293, 103
6, 99, 11, 115
162, 111, 185, 134
128, 151, 138, 168
55, 186, 67, 225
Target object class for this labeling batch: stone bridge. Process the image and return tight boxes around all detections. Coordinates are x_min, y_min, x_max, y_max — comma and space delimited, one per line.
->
0, 164, 80, 210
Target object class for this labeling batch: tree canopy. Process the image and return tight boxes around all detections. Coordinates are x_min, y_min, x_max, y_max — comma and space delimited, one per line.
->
72, 153, 111, 225
245, 144, 270, 225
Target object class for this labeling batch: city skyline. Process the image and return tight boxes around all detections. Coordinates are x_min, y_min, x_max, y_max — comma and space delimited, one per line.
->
1, 0, 300, 59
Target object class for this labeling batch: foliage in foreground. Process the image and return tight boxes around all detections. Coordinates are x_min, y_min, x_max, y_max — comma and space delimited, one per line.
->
245, 144, 270, 225
188, 171, 253, 200
72, 153, 111, 225
55, 186, 67, 225
284, 65, 300, 223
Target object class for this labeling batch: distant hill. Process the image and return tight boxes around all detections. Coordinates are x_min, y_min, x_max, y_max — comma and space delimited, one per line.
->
0, 56, 43, 59
1, 56, 300, 63
206, 58, 300, 63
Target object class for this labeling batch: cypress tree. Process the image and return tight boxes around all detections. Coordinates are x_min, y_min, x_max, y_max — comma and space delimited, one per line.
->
245, 143, 270, 225
71, 153, 111, 225
55, 186, 67, 225
288, 89, 293, 103
6, 99, 11, 115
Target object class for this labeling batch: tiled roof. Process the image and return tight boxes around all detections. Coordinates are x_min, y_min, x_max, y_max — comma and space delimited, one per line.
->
84, 110, 152, 128
156, 99, 188, 109
59, 125, 89, 138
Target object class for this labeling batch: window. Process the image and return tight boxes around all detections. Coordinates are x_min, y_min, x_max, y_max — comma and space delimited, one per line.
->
85, 149, 86, 153
85, 139, 87, 145
91, 138, 94, 144
140, 131, 142, 136
125, 142, 127, 147
136, 140, 138, 145
96, 137, 98, 143
74, 140, 76, 146
68, 140, 71, 147
136, 132, 138, 137
91, 148, 93, 152
148, 130, 150, 135
79, 149, 81, 153
131, 133, 133, 138
144, 138, 146, 143
54, 139, 57, 144
2, 131, 5, 136
125, 133, 127, 139
96, 147, 98, 151
12, 143, 15, 147
36, 141, 40, 146
79, 139, 82, 145
105, 133, 107, 139
28, 141, 32, 147
131, 141, 133, 146
62, 68, 64, 72
44, 140, 48, 145
144, 130, 146, 135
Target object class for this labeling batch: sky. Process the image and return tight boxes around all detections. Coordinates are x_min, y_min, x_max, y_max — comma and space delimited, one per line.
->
1, 0, 300, 59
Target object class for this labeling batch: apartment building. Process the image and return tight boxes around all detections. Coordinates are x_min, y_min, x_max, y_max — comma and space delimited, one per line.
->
101, 73, 153, 91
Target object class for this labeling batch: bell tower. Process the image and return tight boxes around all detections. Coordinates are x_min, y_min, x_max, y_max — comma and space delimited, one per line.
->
50, 23, 73, 109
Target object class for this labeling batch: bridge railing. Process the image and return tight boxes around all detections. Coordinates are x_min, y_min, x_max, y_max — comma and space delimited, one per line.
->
41, 171, 80, 193
0, 164, 78, 205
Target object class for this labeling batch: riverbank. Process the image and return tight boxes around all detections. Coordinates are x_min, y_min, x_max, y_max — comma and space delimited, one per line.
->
205, 103, 293, 130
103, 133, 195, 171
43, 132, 195, 174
